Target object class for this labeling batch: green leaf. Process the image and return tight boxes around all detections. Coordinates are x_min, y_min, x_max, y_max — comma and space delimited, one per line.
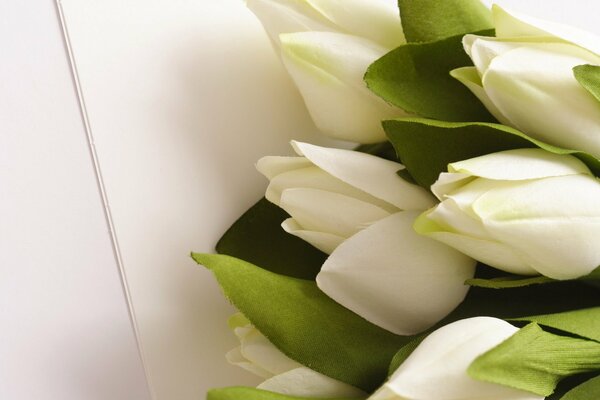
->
365, 32, 495, 122
216, 198, 326, 280
191, 253, 410, 392
354, 142, 398, 161
206, 387, 361, 400
469, 323, 600, 396
574, 64, 600, 103
466, 275, 553, 289
561, 375, 600, 400
398, 0, 493, 43
514, 307, 600, 343
383, 118, 600, 188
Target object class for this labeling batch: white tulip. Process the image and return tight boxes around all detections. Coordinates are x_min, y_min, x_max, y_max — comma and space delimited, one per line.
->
415, 148, 600, 280
257, 141, 436, 254
280, 31, 407, 143
370, 317, 544, 400
258, 141, 476, 335
451, 5, 600, 158
245, 0, 405, 49
226, 313, 365, 398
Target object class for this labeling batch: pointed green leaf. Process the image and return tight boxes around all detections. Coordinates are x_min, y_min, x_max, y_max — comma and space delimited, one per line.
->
207, 387, 361, 400
466, 275, 554, 289
365, 32, 495, 122
574, 64, 600, 104
560, 375, 600, 400
398, 0, 493, 43
514, 307, 600, 343
192, 253, 410, 392
383, 118, 600, 188
216, 198, 326, 280
469, 323, 600, 396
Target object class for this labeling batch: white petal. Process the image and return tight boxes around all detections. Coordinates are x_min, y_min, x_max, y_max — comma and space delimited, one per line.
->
239, 327, 303, 376
378, 317, 542, 400
226, 347, 273, 379
414, 211, 537, 276
282, 218, 345, 254
256, 156, 313, 180
474, 175, 600, 279
448, 149, 591, 181
246, 0, 338, 44
280, 32, 406, 143
258, 367, 366, 398
280, 188, 391, 238
483, 44, 600, 158
292, 141, 436, 210
492, 5, 600, 56
317, 211, 476, 335
450, 66, 512, 125
306, 0, 405, 49
431, 172, 476, 200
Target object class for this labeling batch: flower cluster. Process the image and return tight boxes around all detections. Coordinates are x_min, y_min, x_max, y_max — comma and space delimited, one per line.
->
194, 1, 600, 400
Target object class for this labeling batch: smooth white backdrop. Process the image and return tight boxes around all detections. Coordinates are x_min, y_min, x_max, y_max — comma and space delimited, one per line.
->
3, 1, 600, 399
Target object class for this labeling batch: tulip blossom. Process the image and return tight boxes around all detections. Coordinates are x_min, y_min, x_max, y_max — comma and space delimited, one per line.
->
416, 148, 600, 280
452, 5, 600, 158
259, 142, 476, 335
246, 0, 408, 143
370, 317, 544, 400
245, 0, 405, 49
226, 313, 365, 398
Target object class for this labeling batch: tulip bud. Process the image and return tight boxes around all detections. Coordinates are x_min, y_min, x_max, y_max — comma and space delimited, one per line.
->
245, 0, 405, 49
226, 313, 365, 398
257, 141, 436, 254
259, 142, 475, 335
280, 31, 407, 143
370, 317, 544, 400
415, 148, 600, 280
452, 5, 600, 158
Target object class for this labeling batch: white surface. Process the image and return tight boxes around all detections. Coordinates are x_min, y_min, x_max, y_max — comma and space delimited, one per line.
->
0, 1, 150, 399
4, 1, 600, 400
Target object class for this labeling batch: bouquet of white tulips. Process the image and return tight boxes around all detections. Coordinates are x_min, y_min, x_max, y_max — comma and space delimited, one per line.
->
192, 1, 600, 399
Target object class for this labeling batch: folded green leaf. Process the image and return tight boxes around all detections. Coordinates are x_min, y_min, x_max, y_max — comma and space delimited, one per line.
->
216, 198, 326, 280
387, 334, 427, 376
469, 323, 600, 396
560, 375, 600, 400
466, 267, 600, 289
206, 387, 362, 400
398, 0, 493, 43
574, 64, 600, 104
365, 32, 495, 123
514, 307, 600, 343
383, 118, 600, 188
192, 253, 410, 392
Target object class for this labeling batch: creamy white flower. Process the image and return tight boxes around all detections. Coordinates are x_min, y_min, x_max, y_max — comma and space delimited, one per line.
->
257, 141, 436, 254
226, 313, 365, 398
370, 317, 544, 400
246, 0, 407, 143
416, 148, 600, 280
452, 5, 600, 158
258, 141, 475, 335
280, 31, 407, 143
246, 0, 405, 49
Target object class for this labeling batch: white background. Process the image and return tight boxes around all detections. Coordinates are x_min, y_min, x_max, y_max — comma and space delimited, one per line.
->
2, 1, 599, 399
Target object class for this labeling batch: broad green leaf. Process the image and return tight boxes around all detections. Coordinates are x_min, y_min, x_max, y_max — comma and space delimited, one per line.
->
398, 0, 493, 43
206, 387, 361, 400
574, 64, 600, 103
192, 253, 410, 392
561, 375, 600, 400
216, 198, 326, 280
469, 323, 600, 396
364, 32, 495, 122
383, 118, 600, 188
514, 307, 600, 343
